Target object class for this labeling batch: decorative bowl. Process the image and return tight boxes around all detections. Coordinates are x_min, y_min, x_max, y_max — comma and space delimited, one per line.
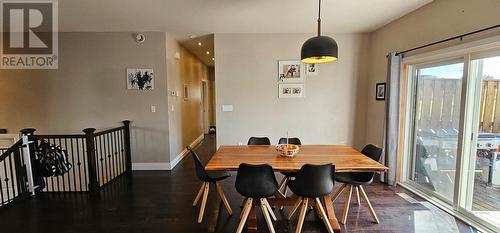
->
275, 144, 300, 158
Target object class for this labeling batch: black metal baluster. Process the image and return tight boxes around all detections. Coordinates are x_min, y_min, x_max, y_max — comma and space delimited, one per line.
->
69, 139, 76, 192
120, 130, 125, 172
99, 135, 105, 186
111, 131, 118, 179
0, 160, 5, 205
52, 139, 60, 192
3, 156, 10, 202
75, 139, 82, 191
60, 138, 67, 192
106, 133, 111, 184
112, 131, 118, 178
81, 138, 89, 191
8, 154, 16, 199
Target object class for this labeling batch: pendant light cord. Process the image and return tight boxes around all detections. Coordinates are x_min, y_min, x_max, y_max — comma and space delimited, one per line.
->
317, 0, 321, 36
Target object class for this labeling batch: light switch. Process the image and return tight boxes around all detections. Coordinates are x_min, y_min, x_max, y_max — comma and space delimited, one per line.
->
171, 105, 174, 112
151, 105, 156, 113
222, 105, 233, 112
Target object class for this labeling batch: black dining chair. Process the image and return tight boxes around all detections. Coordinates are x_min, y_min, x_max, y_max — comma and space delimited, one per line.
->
331, 144, 382, 224
287, 164, 335, 233
247, 137, 271, 145
235, 163, 279, 233
277, 138, 302, 198
187, 146, 233, 223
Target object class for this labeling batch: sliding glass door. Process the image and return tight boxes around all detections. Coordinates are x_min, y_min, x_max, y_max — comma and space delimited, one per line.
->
460, 53, 500, 229
409, 60, 464, 203
403, 43, 500, 232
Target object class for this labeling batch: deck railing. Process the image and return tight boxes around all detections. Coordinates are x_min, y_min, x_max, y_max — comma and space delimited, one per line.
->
0, 120, 132, 207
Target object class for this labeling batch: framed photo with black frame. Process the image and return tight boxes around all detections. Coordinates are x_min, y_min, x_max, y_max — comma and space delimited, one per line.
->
376, 82, 386, 101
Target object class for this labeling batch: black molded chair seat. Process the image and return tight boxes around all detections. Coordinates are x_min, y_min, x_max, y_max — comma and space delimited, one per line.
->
206, 171, 231, 182
287, 164, 336, 233
278, 137, 302, 145
331, 144, 383, 225
186, 146, 232, 223
235, 163, 279, 233
288, 164, 334, 198
248, 137, 271, 145
236, 163, 278, 198
334, 172, 374, 186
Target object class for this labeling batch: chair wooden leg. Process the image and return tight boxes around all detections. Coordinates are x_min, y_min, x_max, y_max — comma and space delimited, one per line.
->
295, 198, 309, 233
236, 198, 253, 233
340, 185, 353, 224
359, 186, 379, 224
215, 183, 233, 215
260, 199, 276, 233
193, 182, 206, 206
331, 183, 346, 202
262, 198, 277, 221
240, 198, 250, 219
315, 198, 334, 233
355, 186, 360, 206
287, 197, 303, 220
197, 182, 210, 223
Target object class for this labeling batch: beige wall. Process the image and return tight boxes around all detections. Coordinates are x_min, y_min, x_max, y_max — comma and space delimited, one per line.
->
365, 0, 500, 146
215, 33, 370, 148
166, 34, 210, 160
0, 32, 170, 163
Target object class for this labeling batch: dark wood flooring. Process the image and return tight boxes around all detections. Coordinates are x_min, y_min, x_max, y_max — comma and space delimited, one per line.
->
0, 135, 480, 233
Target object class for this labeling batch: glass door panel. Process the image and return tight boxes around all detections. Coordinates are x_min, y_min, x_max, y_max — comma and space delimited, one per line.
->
409, 60, 464, 202
463, 54, 500, 229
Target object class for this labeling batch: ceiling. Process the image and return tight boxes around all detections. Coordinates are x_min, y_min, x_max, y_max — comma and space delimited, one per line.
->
179, 34, 215, 67
58, 0, 432, 33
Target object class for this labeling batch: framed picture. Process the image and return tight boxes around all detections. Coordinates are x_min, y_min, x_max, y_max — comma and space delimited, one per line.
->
376, 83, 386, 101
278, 60, 304, 83
279, 83, 305, 98
127, 68, 154, 90
306, 63, 318, 76
183, 84, 189, 100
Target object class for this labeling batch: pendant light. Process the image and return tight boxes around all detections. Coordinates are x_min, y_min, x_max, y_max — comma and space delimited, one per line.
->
301, 0, 338, 64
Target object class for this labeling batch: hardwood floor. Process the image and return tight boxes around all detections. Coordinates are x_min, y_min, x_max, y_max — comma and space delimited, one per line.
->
0, 135, 479, 233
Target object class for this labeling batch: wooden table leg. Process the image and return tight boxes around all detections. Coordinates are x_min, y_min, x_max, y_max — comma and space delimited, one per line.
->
323, 195, 341, 233
247, 202, 258, 233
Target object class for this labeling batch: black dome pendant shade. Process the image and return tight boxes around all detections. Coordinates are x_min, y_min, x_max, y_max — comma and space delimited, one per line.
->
301, 0, 338, 64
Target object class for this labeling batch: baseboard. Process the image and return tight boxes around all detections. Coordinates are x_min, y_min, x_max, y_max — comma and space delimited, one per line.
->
169, 134, 205, 170
132, 163, 170, 170
131, 134, 205, 171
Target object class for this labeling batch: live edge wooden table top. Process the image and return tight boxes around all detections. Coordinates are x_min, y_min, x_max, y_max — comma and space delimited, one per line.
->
205, 145, 388, 172
205, 145, 388, 233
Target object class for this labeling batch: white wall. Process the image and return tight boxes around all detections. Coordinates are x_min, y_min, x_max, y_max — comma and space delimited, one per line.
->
215, 33, 370, 148
365, 0, 500, 145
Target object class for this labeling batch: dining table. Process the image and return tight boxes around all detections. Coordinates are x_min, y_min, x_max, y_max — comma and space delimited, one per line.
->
205, 145, 388, 233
